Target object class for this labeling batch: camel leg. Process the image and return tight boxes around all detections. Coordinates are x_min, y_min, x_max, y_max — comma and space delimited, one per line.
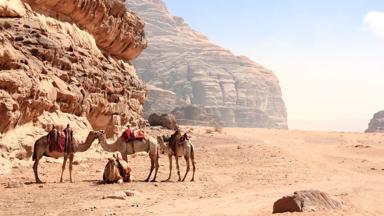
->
175, 156, 181, 181
122, 152, 128, 162
69, 154, 74, 183
145, 157, 155, 182
60, 155, 68, 183
33, 157, 43, 184
182, 156, 190, 182
151, 153, 160, 182
163, 154, 173, 182
191, 157, 196, 182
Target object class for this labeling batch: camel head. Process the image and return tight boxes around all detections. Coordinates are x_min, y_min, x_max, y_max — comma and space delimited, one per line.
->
88, 130, 101, 140
95, 130, 106, 140
103, 157, 121, 183
158, 135, 172, 154
103, 154, 132, 183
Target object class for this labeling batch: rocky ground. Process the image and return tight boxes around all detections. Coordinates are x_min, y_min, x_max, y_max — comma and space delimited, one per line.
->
1, 126, 384, 215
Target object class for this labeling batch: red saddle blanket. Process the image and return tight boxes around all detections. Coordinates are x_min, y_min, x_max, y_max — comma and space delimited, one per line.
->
123, 129, 145, 142
48, 131, 65, 152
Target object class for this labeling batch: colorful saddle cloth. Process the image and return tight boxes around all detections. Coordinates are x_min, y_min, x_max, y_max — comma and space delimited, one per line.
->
123, 129, 145, 142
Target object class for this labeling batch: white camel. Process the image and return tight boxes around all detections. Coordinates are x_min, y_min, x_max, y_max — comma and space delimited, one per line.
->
96, 130, 160, 182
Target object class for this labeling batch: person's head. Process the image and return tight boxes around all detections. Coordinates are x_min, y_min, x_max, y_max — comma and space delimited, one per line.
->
66, 124, 70, 128
127, 123, 131, 128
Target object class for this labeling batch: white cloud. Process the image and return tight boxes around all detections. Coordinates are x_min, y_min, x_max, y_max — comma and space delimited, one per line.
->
364, 11, 384, 39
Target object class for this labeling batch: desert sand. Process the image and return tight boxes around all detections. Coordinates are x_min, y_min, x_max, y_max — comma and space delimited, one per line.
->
0, 126, 383, 216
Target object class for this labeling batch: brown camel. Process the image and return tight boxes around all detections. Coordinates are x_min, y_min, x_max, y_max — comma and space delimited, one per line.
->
158, 130, 196, 182
32, 130, 100, 183
96, 130, 160, 182
103, 154, 132, 184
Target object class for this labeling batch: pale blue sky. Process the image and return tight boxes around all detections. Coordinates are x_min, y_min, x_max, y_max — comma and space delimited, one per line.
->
164, 0, 384, 131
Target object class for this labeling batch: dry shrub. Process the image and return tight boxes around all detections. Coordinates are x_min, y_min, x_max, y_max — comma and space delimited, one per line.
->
206, 122, 223, 134
214, 125, 223, 133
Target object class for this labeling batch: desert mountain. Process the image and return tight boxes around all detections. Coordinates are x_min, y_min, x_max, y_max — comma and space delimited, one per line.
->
126, 0, 288, 128
0, 0, 147, 155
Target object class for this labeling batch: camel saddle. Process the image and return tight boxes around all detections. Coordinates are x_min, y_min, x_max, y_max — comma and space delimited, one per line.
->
47, 130, 64, 152
47, 129, 73, 153
123, 129, 145, 142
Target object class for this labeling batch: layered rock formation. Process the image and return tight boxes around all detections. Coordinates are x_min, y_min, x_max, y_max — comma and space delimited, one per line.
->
126, 0, 288, 128
24, 0, 147, 60
144, 85, 179, 118
171, 105, 221, 126
0, 0, 147, 143
366, 110, 384, 132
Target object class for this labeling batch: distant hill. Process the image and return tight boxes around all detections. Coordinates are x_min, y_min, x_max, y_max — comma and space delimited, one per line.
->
366, 111, 384, 132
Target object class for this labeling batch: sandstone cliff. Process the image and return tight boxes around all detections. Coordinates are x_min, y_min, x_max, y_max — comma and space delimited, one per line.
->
0, 0, 147, 154
366, 110, 384, 132
126, 0, 288, 128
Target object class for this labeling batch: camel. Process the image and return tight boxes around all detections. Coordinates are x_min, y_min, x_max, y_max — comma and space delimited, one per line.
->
103, 154, 132, 184
32, 130, 100, 183
96, 130, 160, 182
158, 130, 196, 182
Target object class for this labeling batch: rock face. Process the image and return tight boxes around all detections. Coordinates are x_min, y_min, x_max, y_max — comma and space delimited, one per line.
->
24, 0, 147, 60
126, 0, 288, 128
366, 110, 384, 132
0, 0, 147, 142
144, 85, 179, 119
148, 113, 177, 130
273, 190, 342, 214
171, 105, 221, 126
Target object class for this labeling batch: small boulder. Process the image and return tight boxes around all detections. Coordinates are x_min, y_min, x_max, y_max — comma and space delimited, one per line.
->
124, 190, 138, 197
102, 190, 138, 200
6, 181, 24, 188
273, 190, 342, 214
103, 191, 127, 200
148, 113, 177, 130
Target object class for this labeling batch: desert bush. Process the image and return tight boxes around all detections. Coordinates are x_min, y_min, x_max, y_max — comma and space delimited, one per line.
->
214, 125, 223, 133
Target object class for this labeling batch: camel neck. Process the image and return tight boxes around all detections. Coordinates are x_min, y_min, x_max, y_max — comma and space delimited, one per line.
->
76, 133, 96, 152
99, 135, 120, 152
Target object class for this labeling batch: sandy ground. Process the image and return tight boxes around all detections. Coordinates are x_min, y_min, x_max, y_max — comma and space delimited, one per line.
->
1, 126, 384, 216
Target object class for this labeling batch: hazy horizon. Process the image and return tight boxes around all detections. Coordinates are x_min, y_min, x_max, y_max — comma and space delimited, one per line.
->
164, 0, 384, 132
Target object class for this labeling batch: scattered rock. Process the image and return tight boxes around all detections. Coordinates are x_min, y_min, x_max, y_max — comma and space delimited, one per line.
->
354, 145, 371, 149
103, 190, 138, 200
273, 190, 342, 214
6, 181, 24, 188
103, 191, 127, 200
124, 190, 138, 197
